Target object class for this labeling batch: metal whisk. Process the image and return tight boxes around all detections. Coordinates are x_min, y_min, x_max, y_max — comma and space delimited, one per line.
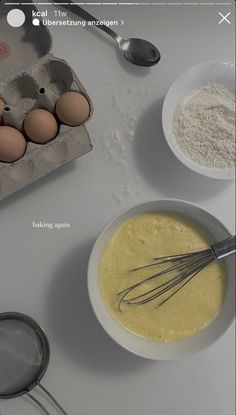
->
118, 236, 236, 309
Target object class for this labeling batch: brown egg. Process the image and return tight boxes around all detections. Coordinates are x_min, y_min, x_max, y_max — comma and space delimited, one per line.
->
24, 109, 58, 144
0, 98, 6, 126
0, 126, 27, 163
56, 91, 90, 127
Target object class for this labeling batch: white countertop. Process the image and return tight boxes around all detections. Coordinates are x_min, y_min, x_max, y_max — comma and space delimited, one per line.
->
0, 2, 235, 415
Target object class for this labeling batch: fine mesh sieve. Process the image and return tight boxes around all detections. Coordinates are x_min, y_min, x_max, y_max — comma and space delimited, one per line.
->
0, 312, 70, 415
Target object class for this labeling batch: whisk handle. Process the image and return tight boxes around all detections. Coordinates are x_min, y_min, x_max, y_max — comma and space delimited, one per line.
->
211, 236, 236, 260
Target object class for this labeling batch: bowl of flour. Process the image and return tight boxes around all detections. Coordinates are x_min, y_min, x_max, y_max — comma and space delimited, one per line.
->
162, 62, 235, 179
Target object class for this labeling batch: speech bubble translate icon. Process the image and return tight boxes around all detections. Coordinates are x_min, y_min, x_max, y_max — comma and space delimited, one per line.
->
32, 18, 40, 26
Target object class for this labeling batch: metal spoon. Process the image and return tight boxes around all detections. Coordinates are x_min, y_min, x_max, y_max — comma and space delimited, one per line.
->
58, 2, 161, 67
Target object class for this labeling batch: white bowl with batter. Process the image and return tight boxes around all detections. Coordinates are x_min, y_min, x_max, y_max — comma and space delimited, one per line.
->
162, 62, 235, 180
88, 200, 235, 360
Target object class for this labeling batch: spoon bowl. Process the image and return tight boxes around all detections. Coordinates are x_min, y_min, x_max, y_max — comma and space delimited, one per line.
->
118, 38, 161, 67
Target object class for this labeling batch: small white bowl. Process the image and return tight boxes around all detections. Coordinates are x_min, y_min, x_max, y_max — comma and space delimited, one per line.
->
162, 62, 235, 180
88, 200, 235, 360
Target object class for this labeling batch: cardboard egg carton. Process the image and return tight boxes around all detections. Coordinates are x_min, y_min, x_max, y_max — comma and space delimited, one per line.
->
0, 3, 93, 201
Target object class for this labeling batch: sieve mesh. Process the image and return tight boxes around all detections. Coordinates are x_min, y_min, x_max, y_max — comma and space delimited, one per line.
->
0, 319, 44, 396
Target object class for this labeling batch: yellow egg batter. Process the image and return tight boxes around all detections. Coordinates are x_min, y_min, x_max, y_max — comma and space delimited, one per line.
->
99, 213, 226, 343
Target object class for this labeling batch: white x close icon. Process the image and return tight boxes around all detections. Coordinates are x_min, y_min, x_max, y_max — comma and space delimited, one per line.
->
218, 12, 231, 24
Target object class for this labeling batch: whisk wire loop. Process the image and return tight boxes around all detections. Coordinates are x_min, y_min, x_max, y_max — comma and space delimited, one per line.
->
120, 255, 214, 306
131, 249, 212, 272
117, 236, 236, 309
158, 259, 213, 306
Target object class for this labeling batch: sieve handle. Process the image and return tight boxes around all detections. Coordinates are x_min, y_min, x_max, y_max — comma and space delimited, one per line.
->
26, 384, 70, 415
211, 235, 236, 260
38, 383, 70, 415
26, 392, 52, 415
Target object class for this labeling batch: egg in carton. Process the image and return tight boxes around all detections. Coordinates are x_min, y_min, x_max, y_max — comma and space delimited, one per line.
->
0, 3, 93, 202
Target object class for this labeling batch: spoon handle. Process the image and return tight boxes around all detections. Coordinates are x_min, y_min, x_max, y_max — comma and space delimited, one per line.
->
56, 1, 121, 42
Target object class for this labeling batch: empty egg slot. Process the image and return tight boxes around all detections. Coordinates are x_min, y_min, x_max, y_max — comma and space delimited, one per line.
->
35, 60, 74, 97
2, 75, 38, 113
3, 105, 24, 131
36, 87, 57, 112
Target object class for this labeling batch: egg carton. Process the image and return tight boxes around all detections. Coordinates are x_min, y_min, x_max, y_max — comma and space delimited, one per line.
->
0, 3, 93, 202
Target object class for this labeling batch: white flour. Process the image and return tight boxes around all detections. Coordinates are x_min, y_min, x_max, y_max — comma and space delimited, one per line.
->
173, 83, 235, 169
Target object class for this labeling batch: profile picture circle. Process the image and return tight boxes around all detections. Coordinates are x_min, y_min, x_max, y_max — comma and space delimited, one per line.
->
7, 9, 26, 28
0, 42, 10, 59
